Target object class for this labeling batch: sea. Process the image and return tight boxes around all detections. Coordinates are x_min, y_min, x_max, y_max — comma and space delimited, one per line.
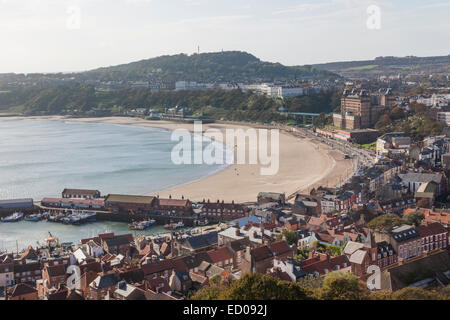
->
0, 118, 230, 252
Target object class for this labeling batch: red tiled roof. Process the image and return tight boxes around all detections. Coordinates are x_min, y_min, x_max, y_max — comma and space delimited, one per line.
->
41, 197, 104, 206
207, 247, 233, 263
158, 199, 190, 207
141, 258, 187, 275
79, 262, 102, 274
416, 222, 447, 237
404, 208, 450, 226
316, 232, 336, 244
426, 222, 448, 234
146, 277, 171, 293
300, 256, 322, 267
269, 269, 292, 282
251, 246, 273, 262
307, 215, 327, 226
8, 283, 37, 298
46, 264, 66, 277
301, 255, 349, 276
268, 240, 292, 256
62, 189, 100, 196
81, 237, 101, 245
99, 233, 115, 239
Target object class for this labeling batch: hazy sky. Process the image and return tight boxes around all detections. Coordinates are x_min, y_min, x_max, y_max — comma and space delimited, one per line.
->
0, 0, 449, 73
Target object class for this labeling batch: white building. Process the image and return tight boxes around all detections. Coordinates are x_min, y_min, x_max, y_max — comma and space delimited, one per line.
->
175, 81, 215, 91
277, 86, 304, 99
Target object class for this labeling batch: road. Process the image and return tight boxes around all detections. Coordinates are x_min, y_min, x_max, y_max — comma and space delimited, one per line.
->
297, 127, 377, 187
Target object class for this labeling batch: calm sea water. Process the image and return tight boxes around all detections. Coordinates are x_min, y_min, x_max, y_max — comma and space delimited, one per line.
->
0, 118, 230, 252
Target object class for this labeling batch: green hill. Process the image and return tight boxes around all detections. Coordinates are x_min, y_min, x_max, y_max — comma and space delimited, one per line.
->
313, 55, 450, 78
84, 51, 337, 81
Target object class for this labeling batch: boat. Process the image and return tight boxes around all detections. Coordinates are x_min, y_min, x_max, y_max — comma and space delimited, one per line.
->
197, 219, 209, 226
24, 214, 41, 222
164, 221, 184, 230
45, 235, 59, 248
1, 212, 24, 223
129, 219, 156, 230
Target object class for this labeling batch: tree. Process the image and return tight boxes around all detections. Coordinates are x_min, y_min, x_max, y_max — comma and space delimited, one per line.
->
370, 290, 393, 300
315, 271, 370, 300
375, 114, 392, 130
325, 245, 342, 257
295, 248, 310, 262
209, 274, 223, 286
389, 106, 405, 120
367, 214, 403, 231
223, 273, 314, 300
391, 287, 443, 300
190, 282, 225, 300
403, 211, 425, 227
281, 230, 298, 246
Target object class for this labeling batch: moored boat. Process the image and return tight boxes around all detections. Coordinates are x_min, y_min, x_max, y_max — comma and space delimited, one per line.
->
164, 221, 184, 230
1, 212, 24, 223
24, 214, 41, 222
129, 219, 156, 230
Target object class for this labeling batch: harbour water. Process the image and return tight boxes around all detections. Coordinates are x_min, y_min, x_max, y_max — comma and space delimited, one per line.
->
0, 220, 170, 253
0, 118, 230, 252
0, 118, 230, 199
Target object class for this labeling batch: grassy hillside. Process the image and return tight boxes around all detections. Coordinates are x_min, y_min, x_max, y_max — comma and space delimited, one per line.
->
313, 55, 450, 78
84, 51, 338, 82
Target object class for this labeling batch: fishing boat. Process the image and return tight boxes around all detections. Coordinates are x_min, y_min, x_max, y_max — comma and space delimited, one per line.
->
1, 212, 24, 223
24, 214, 41, 222
62, 217, 72, 225
164, 221, 184, 230
85, 212, 97, 222
129, 219, 156, 230
197, 219, 209, 226
45, 232, 59, 248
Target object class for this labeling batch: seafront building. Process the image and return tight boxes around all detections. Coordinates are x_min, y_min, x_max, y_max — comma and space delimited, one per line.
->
333, 88, 396, 130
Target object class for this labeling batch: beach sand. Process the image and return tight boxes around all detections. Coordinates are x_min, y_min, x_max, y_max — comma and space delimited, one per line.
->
20, 116, 354, 203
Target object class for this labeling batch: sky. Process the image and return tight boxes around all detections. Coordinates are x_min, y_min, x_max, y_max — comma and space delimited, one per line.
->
0, 0, 449, 73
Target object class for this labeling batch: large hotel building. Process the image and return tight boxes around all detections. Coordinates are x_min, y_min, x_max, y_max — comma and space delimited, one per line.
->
333, 88, 396, 130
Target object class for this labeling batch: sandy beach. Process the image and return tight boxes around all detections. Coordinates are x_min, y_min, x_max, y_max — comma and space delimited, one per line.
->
19, 116, 354, 203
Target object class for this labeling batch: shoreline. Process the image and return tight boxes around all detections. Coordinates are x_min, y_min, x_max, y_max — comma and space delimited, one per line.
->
7, 115, 354, 203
